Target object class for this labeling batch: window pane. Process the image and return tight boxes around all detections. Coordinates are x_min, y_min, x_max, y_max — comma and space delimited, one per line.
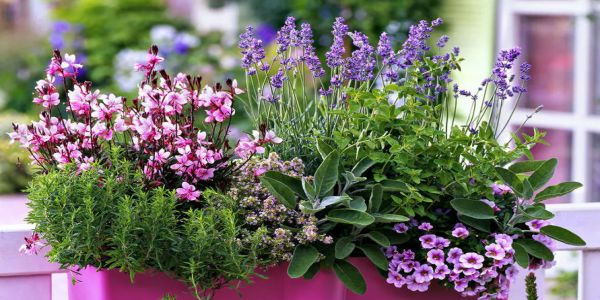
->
522, 127, 573, 203
519, 16, 574, 112
589, 133, 600, 202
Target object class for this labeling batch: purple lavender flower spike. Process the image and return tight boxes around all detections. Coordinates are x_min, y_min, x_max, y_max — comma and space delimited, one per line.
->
344, 31, 376, 82
326, 17, 348, 68
276, 16, 297, 54
270, 69, 287, 89
239, 26, 266, 75
299, 23, 325, 77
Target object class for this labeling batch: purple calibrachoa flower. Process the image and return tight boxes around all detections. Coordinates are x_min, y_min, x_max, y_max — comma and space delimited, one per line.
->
485, 244, 506, 261
427, 249, 445, 266
386, 270, 406, 288
418, 222, 433, 231
459, 252, 485, 269
491, 183, 513, 196
452, 223, 469, 239
419, 234, 437, 249
526, 219, 550, 231
413, 264, 434, 283
394, 223, 409, 233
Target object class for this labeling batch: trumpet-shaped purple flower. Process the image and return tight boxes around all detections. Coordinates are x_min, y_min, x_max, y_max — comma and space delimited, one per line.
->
427, 249, 445, 266
459, 252, 484, 269
485, 244, 506, 260
419, 234, 437, 249
413, 264, 434, 283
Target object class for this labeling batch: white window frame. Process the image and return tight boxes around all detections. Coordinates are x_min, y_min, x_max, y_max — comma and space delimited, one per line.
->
497, 0, 600, 203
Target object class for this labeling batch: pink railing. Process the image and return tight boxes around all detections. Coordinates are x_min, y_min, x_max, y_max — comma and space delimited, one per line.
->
2, 196, 599, 300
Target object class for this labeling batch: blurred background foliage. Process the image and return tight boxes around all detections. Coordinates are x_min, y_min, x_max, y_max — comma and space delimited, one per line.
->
0, 0, 442, 194
241, 0, 442, 48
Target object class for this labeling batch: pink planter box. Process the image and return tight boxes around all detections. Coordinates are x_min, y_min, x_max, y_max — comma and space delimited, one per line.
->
69, 258, 470, 300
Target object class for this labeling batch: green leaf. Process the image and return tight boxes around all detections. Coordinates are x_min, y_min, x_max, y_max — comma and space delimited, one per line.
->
524, 205, 554, 220
495, 167, 524, 196
288, 245, 320, 278
316, 139, 334, 159
320, 196, 351, 210
513, 243, 530, 268
358, 244, 388, 270
351, 157, 376, 177
380, 180, 409, 192
263, 171, 303, 195
333, 260, 366, 295
528, 158, 557, 190
368, 184, 383, 212
450, 198, 495, 219
540, 225, 586, 246
327, 209, 375, 226
366, 231, 390, 247
509, 160, 546, 173
349, 197, 367, 212
302, 178, 317, 201
335, 237, 356, 259
522, 179, 534, 200
303, 263, 320, 280
535, 182, 583, 202
372, 213, 409, 223
514, 239, 554, 261
260, 176, 297, 209
314, 151, 340, 197
457, 215, 491, 232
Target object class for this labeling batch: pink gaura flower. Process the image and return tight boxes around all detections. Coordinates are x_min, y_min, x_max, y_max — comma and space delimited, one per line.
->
263, 130, 283, 144
19, 232, 42, 255
61, 53, 83, 70
34, 92, 60, 108
176, 182, 201, 201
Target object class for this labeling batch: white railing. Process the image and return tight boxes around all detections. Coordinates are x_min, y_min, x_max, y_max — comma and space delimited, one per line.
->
509, 203, 600, 300
0, 224, 68, 300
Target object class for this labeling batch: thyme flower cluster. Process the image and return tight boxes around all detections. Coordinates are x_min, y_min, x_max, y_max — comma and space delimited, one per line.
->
229, 153, 333, 263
